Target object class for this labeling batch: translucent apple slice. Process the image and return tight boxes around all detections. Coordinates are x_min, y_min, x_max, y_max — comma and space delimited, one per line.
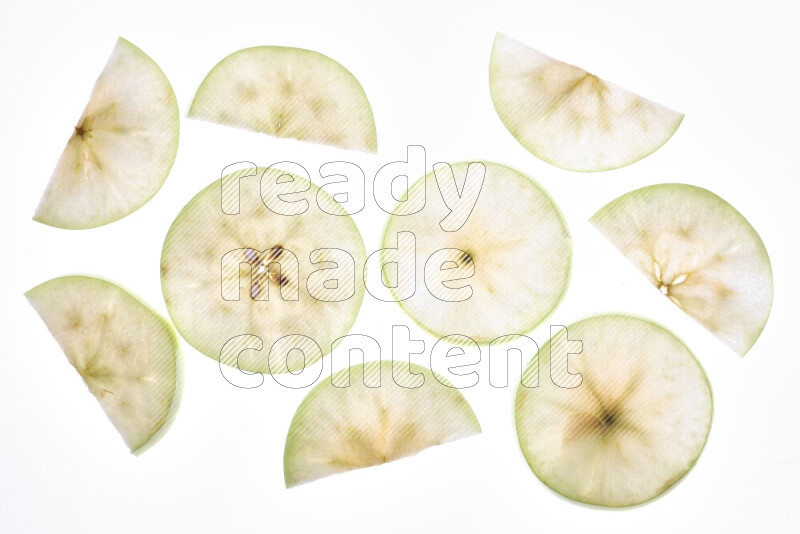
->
188, 46, 377, 153
590, 184, 773, 356
161, 167, 367, 374
25, 276, 183, 454
489, 33, 683, 172
516, 314, 712, 507
381, 161, 571, 343
34, 38, 180, 229
284, 361, 480, 487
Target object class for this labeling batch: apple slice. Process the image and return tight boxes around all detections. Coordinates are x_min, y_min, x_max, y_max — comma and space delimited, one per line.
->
489, 33, 683, 172
34, 38, 180, 229
26, 276, 183, 454
188, 46, 377, 152
284, 361, 480, 487
381, 161, 571, 343
516, 314, 712, 507
161, 166, 367, 374
590, 184, 773, 356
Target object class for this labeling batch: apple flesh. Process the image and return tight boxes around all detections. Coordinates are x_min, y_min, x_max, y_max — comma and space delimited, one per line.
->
515, 314, 712, 507
381, 161, 571, 343
160, 166, 367, 373
490, 33, 683, 172
284, 361, 481, 487
26, 276, 183, 454
189, 46, 377, 152
34, 38, 180, 229
590, 183, 773, 356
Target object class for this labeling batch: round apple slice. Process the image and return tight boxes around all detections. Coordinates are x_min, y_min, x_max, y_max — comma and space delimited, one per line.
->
516, 314, 712, 507
161, 166, 367, 374
284, 361, 481, 487
25, 276, 183, 455
188, 46, 377, 153
381, 161, 571, 343
34, 38, 180, 229
590, 184, 773, 356
489, 33, 683, 172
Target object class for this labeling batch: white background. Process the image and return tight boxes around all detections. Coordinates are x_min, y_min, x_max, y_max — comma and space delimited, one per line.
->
1, 0, 799, 532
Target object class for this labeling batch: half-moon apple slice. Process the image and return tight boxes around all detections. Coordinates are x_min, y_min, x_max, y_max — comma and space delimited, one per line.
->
516, 314, 713, 507
489, 33, 683, 172
590, 184, 773, 356
188, 46, 377, 152
26, 276, 183, 454
381, 161, 571, 343
284, 361, 481, 487
34, 38, 180, 229
161, 166, 367, 373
